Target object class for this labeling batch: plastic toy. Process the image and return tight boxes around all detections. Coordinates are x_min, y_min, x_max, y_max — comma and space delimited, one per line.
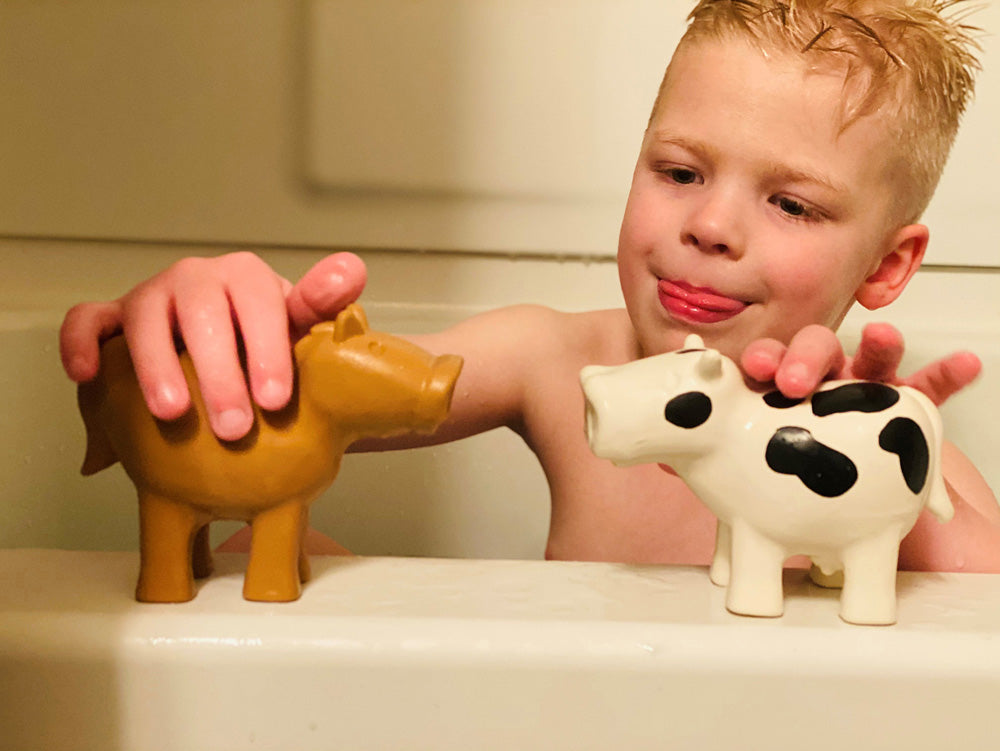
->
580, 334, 953, 625
78, 304, 463, 603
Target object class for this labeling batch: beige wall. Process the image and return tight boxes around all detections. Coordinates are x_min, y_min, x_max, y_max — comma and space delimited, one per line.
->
3, 0, 998, 263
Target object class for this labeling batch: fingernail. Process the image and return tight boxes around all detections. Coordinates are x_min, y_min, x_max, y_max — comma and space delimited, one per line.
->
69, 355, 92, 380
215, 408, 252, 440
151, 382, 184, 415
781, 363, 812, 397
257, 378, 288, 409
785, 363, 809, 384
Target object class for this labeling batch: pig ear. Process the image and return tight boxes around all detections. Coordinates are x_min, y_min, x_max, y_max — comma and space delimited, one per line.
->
682, 334, 705, 350
333, 303, 370, 342
696, 348, 723, 380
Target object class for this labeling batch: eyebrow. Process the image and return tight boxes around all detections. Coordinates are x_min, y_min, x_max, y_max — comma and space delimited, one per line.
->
647, 130, 849, 196
764, 164, 849, 197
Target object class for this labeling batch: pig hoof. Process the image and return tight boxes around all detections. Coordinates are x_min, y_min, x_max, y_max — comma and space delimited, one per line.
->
136, 582, 196, 604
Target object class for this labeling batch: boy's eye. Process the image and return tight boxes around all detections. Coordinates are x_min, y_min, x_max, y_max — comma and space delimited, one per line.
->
655, 164, 702, 186
769, 195, 821, 221
666, 168, 700, 185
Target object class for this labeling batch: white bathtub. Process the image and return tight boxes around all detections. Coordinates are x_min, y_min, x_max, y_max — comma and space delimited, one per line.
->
3, 0, 1000, 744
3, 549, 1000, 751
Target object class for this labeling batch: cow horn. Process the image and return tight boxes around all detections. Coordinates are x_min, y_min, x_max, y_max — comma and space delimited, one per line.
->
682, 334, 705, 350
697, 348, 723, 380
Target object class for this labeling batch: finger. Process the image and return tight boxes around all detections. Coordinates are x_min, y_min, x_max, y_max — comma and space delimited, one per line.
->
286, 252, 367, 337
901, 350, 982, 406
848, 322, 904, 382
59, 301, 124, 382
739, 337, 787, 384
172, 273, 254, 441
120, 283, 192, 422
773, 325, 845, 398
226, 257, 295, 411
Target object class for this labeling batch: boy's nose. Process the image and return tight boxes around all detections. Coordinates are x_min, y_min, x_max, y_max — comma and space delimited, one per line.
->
681, 190, 745, 258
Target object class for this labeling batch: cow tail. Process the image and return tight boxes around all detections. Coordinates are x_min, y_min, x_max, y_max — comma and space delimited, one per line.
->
78, 382, 119, 475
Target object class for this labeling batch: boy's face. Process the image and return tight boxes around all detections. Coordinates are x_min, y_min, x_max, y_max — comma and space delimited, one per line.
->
618, 37, 910, 360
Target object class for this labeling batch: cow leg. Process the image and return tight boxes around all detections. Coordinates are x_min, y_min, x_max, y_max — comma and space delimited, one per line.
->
839, 527, 901, 626
726, 521, 786, 618
244, 500, 306, 602
191, 523, 214, 580
709, 519, 732, 586
136, 492, 202, 603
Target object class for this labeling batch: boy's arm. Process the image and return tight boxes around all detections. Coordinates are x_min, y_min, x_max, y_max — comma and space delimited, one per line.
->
351, 304, 565, 450
59, 250, 538, 448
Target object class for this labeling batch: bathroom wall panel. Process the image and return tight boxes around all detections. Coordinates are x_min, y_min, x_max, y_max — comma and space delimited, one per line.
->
1, 1, 997, 264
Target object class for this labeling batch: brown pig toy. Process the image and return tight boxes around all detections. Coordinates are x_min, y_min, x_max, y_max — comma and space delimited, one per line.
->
78, 304, 463, 603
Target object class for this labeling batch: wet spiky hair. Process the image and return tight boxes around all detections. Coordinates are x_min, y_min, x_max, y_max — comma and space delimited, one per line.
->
655, 1, 982, 221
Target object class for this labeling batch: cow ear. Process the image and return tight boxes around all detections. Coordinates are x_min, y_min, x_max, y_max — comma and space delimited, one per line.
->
696, 348, 723, 380
332, 304, 370, 342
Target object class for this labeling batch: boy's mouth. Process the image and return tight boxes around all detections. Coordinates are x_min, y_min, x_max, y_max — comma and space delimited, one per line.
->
658, 279, 748, 324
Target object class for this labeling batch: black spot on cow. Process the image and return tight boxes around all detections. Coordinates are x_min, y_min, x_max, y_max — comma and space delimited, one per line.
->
763, 391, 805, 409
664, 391, 712, 429
765, 426, 858, 497
879, 417, 929, 494
811, 382, 899, 417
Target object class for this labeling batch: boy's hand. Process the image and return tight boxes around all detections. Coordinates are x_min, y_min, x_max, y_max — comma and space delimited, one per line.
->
59, 251, 367, 441
740, 322, 982, 406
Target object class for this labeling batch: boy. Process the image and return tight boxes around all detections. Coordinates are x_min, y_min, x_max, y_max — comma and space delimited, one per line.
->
61, 0, 1000, 570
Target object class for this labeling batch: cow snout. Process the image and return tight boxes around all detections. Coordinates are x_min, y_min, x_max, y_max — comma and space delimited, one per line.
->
580, 369, 623, 463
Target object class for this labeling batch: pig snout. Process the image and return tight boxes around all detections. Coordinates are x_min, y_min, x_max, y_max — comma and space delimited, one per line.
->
415, 354, 464, 432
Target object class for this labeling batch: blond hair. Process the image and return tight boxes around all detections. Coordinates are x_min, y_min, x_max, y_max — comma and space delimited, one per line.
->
655, 0, 982, 222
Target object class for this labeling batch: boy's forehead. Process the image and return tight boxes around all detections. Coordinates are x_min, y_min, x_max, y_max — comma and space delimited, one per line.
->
657, 36, 894, 147
664, 36, 852, 109
650, 37, 901, 216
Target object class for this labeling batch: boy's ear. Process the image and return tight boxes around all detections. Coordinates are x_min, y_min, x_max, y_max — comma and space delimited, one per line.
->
854, 224, 929, 311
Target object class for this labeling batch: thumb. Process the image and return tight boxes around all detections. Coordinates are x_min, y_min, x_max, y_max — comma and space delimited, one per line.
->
286, 252, 368, 337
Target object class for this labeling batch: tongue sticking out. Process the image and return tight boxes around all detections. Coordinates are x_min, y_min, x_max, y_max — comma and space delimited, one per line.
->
658, 280, 747, 323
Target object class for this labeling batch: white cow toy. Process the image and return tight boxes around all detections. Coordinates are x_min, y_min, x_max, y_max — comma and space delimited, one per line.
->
580, 335, 953, 625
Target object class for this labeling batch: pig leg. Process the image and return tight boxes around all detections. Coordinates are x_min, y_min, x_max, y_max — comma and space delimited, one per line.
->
136, 492, 203, 603
191, 523, 214, 580
838, 527, 902, 626
725, 520, 786, 618
298, 508, 312, 585
244, 500, 307, 602
709, 519, 732, 586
